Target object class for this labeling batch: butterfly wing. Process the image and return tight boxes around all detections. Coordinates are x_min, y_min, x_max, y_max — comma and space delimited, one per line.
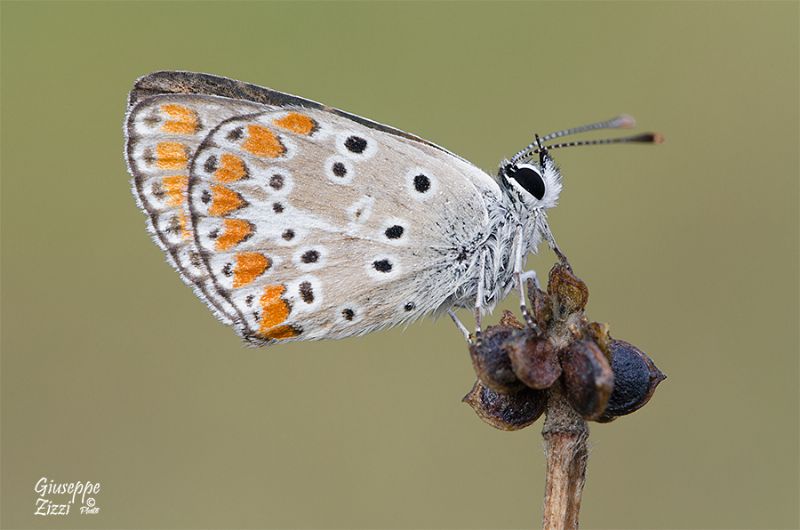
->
125, 93, 269, 324
125, 72, 503, 344
129, 71, 472, 162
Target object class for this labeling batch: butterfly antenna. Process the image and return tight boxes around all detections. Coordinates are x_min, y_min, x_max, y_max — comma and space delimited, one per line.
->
510, 115, 639, 165
540, 114, 636, 142
535, 132, 664, 153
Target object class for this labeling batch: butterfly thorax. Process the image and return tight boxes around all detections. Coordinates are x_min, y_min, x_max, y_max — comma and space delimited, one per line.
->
456, 157, 563, 313
442, 186, 543, 316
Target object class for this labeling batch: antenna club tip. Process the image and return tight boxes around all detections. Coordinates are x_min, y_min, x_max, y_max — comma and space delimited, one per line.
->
615, 114, 637, 129
652, 132, 665, 144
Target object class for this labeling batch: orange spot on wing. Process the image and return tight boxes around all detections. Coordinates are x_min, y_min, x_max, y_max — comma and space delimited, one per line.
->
259, 284, 291, 332
178, 210, 191, 240
215, 153, 247, 182
233, 252, 270, 288
216, 218, 252, 251
263, 324, 300, 340
162, 175, 188, 206
161, 104, 199, 134
242, 124, 285, 158
273, 112, 317, 136
208, 185, 245, 217
156, 142, 188, 169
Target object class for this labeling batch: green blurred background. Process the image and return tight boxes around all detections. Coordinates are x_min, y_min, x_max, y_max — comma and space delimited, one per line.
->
2, 1, 797, 529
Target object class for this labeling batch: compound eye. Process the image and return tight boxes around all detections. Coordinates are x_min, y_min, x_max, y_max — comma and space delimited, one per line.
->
507, 164, 546, 200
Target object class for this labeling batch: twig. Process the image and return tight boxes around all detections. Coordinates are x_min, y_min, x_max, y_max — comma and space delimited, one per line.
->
541, 384, 589, 529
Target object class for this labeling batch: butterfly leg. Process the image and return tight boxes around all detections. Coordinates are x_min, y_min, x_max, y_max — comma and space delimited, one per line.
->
513, 225, 537, 330
447, 309, 472, 344
520, 270, 540, 290
538, 216, 568, 263
474, 249, 487, 344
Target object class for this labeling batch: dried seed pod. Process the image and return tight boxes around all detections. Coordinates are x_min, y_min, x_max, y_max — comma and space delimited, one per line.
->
597, 339, 666, 422
463, 380, 547, 431
499, 309, 524, 329
469, 325, 524, 393
560, 339, 614, 420
507, 335, 562, 390
548, 263, 589, 315
587, 321, 612, 361
527, 281, 553, 329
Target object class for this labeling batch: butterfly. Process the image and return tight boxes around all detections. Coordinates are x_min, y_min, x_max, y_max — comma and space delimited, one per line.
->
124, 71, 659, 346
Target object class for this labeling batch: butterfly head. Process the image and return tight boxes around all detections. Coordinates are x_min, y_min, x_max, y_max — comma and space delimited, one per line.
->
501, 148, 562, 212
500, 116, 663, 215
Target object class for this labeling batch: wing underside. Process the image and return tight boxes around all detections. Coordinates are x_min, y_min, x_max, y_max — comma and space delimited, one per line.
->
125, 73, 500, 344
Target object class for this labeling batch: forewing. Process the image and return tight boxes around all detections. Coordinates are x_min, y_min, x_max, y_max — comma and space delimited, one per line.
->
187, 107, 499, 344
126, 72, 503, 345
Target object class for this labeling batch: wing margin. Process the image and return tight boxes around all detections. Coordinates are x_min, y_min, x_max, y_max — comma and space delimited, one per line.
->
129, 71, 467, 161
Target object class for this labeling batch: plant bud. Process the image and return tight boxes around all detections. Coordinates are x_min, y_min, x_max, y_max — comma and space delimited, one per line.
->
560, 339, 614, 420
463, 380, 547, 431
507, 335, 561, 390
469, 325, 524, 393
597, 339, 666, 422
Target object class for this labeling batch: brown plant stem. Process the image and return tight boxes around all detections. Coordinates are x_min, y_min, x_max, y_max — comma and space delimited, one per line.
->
541, 384, 589, 530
